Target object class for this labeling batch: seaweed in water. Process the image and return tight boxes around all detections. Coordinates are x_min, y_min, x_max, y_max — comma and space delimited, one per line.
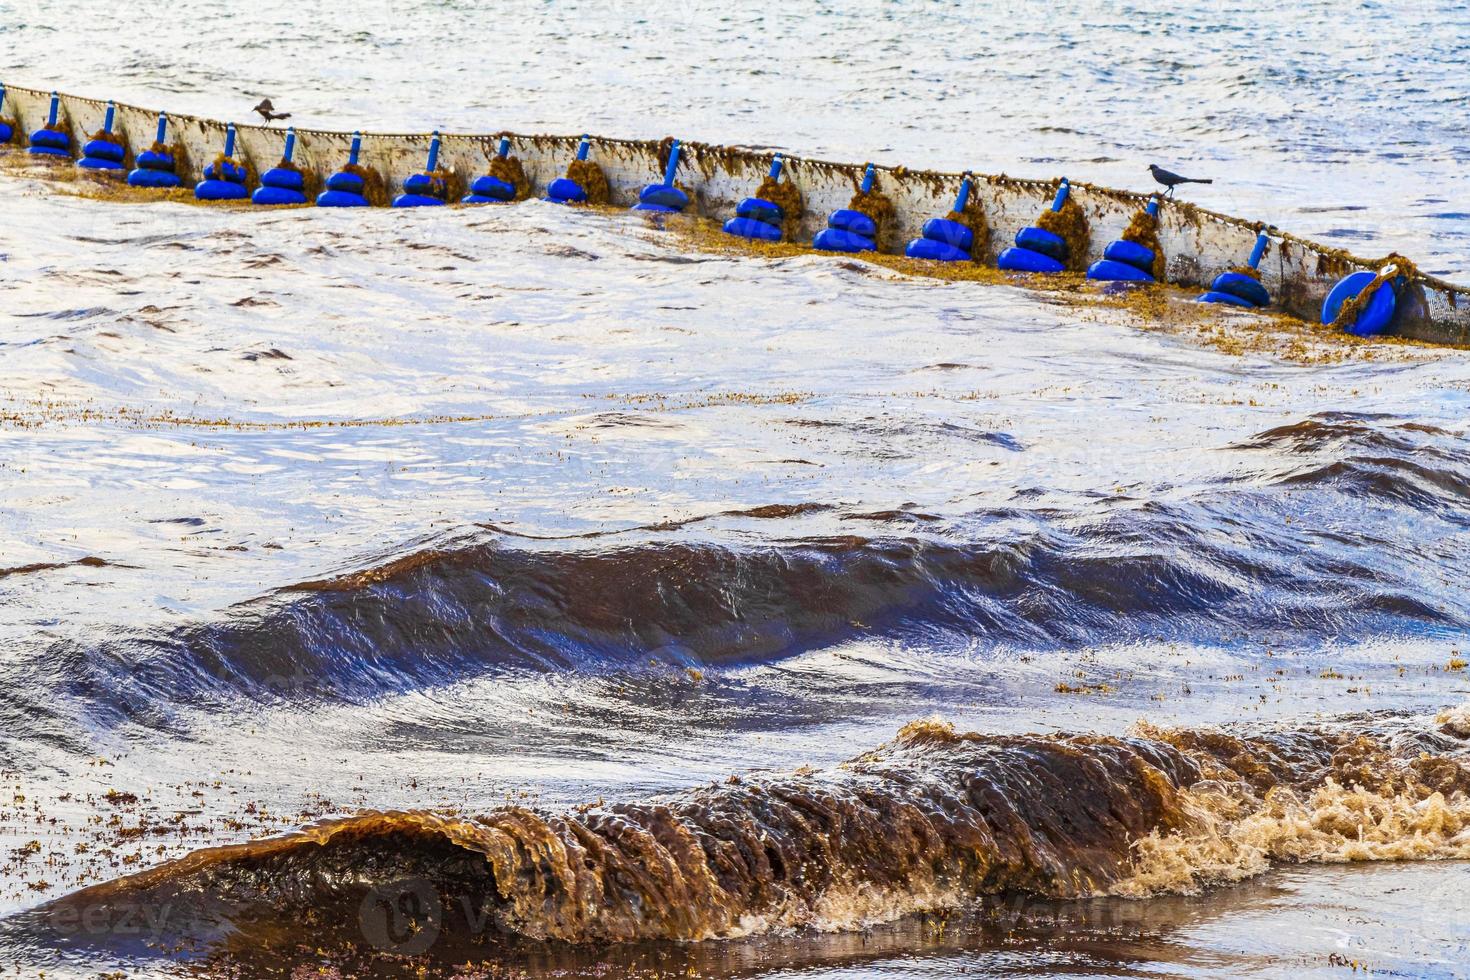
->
1122, 201, 1166, 281
30, 709, 1470, 950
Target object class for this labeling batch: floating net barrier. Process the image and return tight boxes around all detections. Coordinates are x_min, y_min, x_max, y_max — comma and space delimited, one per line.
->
1, 82, 1466, 344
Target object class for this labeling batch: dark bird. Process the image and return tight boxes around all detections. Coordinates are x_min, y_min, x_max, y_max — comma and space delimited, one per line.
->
253, 99, 291, 124
1148, 164, 1212, 197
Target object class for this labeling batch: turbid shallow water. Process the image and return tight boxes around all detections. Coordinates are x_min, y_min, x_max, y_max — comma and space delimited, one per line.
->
1, 2, 1468, 977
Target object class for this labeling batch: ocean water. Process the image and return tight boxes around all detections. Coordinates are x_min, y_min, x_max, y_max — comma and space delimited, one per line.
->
1, 2, 1468, 977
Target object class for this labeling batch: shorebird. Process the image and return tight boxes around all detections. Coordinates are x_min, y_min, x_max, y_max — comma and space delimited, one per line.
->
1148, 164, 1212, 197
253, 99, 292, 124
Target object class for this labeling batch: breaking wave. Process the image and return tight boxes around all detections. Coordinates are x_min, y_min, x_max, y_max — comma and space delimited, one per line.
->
22, 706, 1468, 953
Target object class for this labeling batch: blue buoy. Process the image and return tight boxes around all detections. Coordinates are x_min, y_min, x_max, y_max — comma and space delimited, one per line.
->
724, 216, 783, 242
1087, 196, 1160, 283
1209, 272, 1271, 308
813, 164, 880, 253
545, 135, 593, 205
905, 175, 977, 261
77, 102, 125, 171
127, 113, 182, 189
736, 196, 784, 226
1198, 232, 1273, 308
1102, 238, 1155, 274
1086, 258, 1154, 283
1015, 226, 1067, 263
0, 83, 13, 144
1199, 290, 1255, 308
813, 228, 877, 253
828, 208, 878, 240
998, 178, 1074, 274
546, 176, 587, 203
995, 246, 1065, 274
633, 140, 689, 213
393, 131, 448, 208
1322, 266, 1399, 336
195, 123, 249, 200
317, 132, 371, 207
253, 127, 308, 206
906, 238, 972, 262
464, 137, 518, 204
724, 154, 787, 242
28, 92, 70, 158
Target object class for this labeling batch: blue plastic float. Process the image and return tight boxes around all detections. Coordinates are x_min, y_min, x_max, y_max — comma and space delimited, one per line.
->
0, 84, 13, 145
465, 137, 517, 204
194, 124, 249, 200
317, 132, 371, 207
1198, 231, 1272, 308
632, 140, 689, 213
1322, 265, 1399, 337
545, 135, 592, 205
813, 163, 880, 253
723, 154, 787, 242
1087, 197, 1160, 283
76, 101, 126, 172
905, 174, 977, 262
252, 127, 308, 206
127, 113, 182, 189
997, 179, 1073, 274
28, 92, 70, 158
393, 131, 448, 208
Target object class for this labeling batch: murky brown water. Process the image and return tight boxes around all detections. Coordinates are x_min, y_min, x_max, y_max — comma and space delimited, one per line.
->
3, 2, 1470, 976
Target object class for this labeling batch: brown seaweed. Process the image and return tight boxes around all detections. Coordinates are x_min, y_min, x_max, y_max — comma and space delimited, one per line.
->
35, 710, 1470, 950
1036, 189, 1090, 271
486, 154, 529, 201
1122, 202, 1166, 281
755, 172, 804, 239
565, 158, 610, 205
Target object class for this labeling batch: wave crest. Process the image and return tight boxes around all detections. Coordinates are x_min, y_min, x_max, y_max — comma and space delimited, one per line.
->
32, 706, 1470, 949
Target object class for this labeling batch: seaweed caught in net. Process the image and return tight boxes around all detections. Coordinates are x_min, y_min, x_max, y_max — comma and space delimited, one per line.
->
487, 151, 528, 201
566, 158, 609, 205
1329, 252, 1420, 331
1122, 201, 1167, 280
944, 191, 989, 261
340, 162, 388, 207
847, 163, 896, 250
210, 153, 252, 189
267, 156, 320, 199
421, 169, 464, 203
755, 171, 804, 239
1035, 186, 1090, 271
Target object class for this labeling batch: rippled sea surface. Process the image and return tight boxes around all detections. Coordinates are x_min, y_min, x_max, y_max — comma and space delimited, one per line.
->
1, 2, 1469, 978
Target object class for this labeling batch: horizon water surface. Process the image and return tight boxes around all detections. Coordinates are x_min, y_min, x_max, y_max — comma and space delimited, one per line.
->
1, 2, 1469, 978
